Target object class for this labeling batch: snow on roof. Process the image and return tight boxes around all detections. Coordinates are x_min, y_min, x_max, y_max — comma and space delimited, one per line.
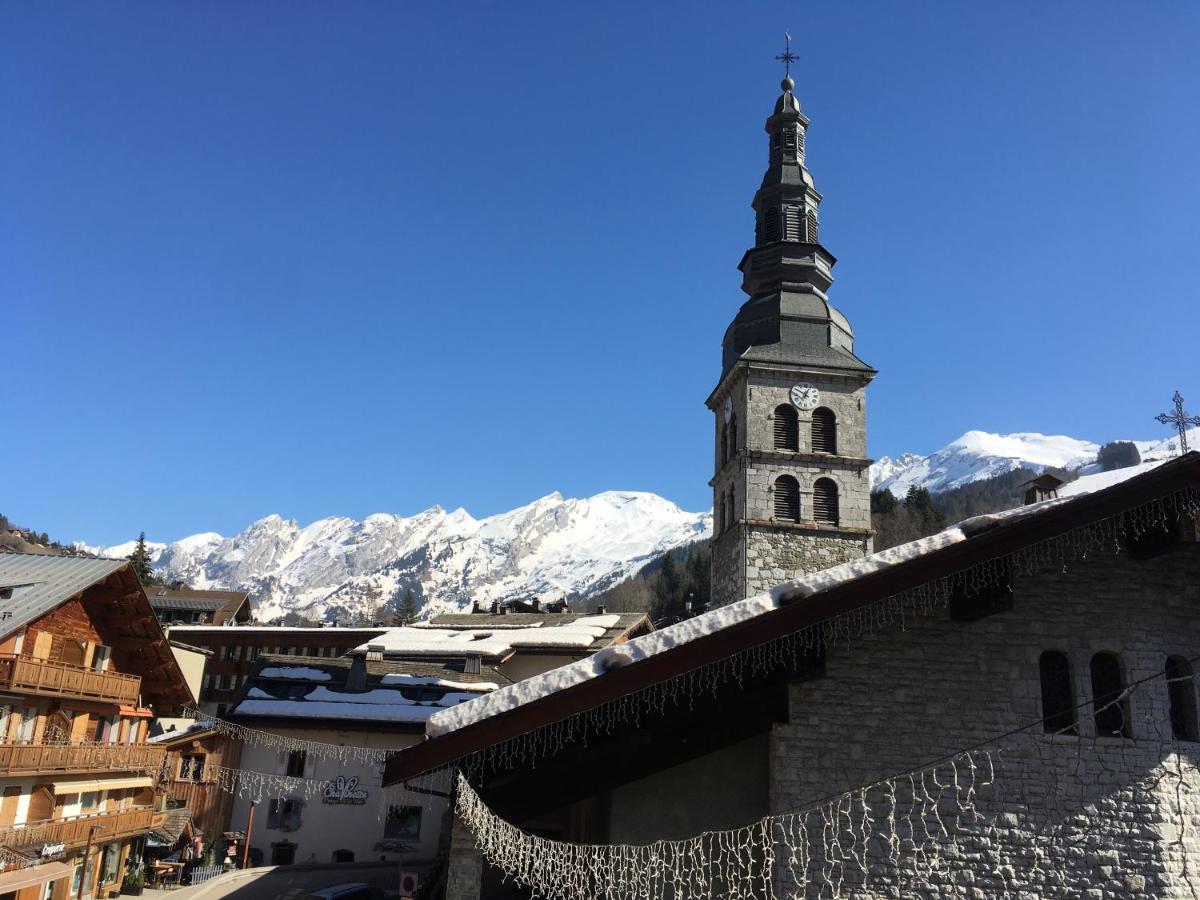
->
379, 673, 501, 691
353, 614, 624, 658
259, 666, 333, 681
425, 528, 972, 738
1058, 460, 1169, 499
234, 680, 493, 723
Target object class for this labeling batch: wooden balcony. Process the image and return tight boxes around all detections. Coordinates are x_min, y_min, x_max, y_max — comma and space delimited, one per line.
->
0, 655, 140, 705
0, 807, 154, 851
0, 743, 165, 778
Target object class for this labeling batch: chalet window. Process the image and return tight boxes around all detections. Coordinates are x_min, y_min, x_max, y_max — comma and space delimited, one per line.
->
773, 476, 800, 522
764, 208, 782, 243
384, 805, 422, 840
1038, 651, 1076, 734
0, 706, 9, 742
223, 646, 241, 662
813, 478, 840, 526
248, 647, 260, 661
15, 708, 36, 744
1167, 656, 1198, 742
267, 798, 303, 831
773, 405, 799, 452
1090, 652, 1130, 738
285, 750, 307, 778
180, 754, 206, 781
811, 407, 836, 454
91, 645, 111, 673
202, 674, 211, 690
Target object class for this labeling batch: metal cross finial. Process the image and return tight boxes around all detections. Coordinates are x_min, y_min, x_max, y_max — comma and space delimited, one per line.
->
1155, 391, 1200, 455
776, 31, 798, 79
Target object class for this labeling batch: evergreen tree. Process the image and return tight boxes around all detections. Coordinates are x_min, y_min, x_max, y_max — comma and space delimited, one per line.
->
1098, 441, 1141, 472
127, 532, 155, 584
397, 589, 420, 625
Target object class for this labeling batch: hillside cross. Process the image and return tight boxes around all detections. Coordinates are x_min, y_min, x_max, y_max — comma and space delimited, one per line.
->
775, 32, 798, 79
1155, 391, 1200, 455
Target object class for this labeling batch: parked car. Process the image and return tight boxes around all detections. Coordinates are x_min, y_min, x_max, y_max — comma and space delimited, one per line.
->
304, 884, 387, 900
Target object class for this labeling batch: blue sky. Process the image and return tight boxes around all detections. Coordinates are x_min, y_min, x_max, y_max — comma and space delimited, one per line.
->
3, 2, 1198, 545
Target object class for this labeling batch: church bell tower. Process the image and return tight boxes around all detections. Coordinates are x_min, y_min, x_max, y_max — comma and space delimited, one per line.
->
707, 72, 876, 607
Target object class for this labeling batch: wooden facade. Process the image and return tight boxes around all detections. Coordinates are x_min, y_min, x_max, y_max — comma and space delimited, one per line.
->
154, 727, 242, 842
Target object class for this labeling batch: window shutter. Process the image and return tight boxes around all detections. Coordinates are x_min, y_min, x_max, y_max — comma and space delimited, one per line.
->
267, 799, 281, 829
813, 479, 839, 526
274, 751, 287, 776
773, 406, 799, 452
811, 408, 836, 454
784, 207, 802, 241
303, 753, 316, 779
773, 477, 800, 522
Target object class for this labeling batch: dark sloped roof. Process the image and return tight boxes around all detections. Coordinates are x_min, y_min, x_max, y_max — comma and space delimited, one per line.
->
149, 596, 227, 612
384, 453, 1200, 783
254, 654, 511, 686
0, 555, 129, 637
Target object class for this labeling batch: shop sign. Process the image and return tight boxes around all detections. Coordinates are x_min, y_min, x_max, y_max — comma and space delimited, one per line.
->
41, 843, 66, 857
322, 775, 368, 805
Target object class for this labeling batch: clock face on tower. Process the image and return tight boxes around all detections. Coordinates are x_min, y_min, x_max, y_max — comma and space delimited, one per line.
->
790, 383, 820, 411
723, 396, 733, 423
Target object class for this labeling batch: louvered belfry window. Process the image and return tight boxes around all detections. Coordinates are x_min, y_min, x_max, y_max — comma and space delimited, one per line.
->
773, 476, 800, 522
784, 207, 802, 241
805, 211, 819, 243
811, 407, 836, 454
813, 478, 839, 526
774, 405, 799, 452
764, 208, 782, 243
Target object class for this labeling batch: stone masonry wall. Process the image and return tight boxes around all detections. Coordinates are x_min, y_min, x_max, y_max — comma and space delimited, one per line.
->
771, 543, 1200, 897
744, 524, 870, 598
710, 527, 744, 609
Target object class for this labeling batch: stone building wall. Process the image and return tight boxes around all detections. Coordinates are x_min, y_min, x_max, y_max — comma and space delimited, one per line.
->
771, 543, 1200, 897
744, 524, 870, 597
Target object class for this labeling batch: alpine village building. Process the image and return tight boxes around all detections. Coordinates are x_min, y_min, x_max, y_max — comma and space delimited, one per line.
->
219, 610, 649, 873
0, 553, 192, 900
379, 77, 1200, 899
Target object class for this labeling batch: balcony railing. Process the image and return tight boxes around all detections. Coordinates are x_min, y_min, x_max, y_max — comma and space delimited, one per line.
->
0, 742, 165, 778
0, 807, 154, 851
0, 655, 140, 705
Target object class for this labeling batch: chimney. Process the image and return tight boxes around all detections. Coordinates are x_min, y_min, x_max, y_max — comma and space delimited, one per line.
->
594, 604, 607, 615
471, 601, 481, 614
498, 605, 508, 616
346, 655, 368, 691
463, 657, 481, 675
490, 601, 500, 614
531, 600, 541, 612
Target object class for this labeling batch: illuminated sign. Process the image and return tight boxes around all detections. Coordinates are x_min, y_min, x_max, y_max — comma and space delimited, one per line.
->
321, 775, 368, 805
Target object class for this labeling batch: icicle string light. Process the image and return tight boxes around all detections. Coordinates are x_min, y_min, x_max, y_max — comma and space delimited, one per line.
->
452, 489, 1200, 779
457, 662, 1200, 900
178, 707, 397, 766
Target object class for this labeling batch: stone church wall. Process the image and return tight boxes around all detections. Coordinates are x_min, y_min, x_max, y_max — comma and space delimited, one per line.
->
771, 544, 1200, 897
744, 524, 870, 598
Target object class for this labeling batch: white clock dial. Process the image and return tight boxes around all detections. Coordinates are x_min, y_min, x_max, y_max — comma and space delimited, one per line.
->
790, 383, 819, 411
723, 396, 733, 424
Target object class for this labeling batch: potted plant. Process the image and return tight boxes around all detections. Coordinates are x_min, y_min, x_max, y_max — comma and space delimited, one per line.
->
120, 863, 145, 897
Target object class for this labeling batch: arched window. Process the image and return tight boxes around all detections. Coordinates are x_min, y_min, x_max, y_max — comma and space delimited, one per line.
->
726, 414, 738, 462
773, 405, 799, 452
1167, 656, 1198, 742
1038, 651, 1076, 734
719, 423, 728, 466
764, 208, 782, 243
812, 407, 837, 455
813, 478, 839, 526
726, 488, 736, 530
1090, 652, 1130, 738
773, 475, 800, 522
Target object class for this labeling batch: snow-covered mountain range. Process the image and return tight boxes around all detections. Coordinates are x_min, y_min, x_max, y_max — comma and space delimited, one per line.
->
868, 429, 1194, 498
81, 492, 712, 623
80, 427, 1196, 622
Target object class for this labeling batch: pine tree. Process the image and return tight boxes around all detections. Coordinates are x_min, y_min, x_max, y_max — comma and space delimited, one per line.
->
127, 532, 155, 584
397, 589, 420, 625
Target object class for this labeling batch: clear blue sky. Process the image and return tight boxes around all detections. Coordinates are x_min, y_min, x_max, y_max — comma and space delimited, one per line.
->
3, 2, 1198, 545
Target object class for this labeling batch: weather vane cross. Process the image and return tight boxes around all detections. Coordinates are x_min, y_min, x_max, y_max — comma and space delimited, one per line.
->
1155, 391, 1200, 455
776, 31, 798, 79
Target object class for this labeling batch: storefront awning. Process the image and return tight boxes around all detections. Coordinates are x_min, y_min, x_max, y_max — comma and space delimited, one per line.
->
50, 775, 154, 794
0, 861, 72, 892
